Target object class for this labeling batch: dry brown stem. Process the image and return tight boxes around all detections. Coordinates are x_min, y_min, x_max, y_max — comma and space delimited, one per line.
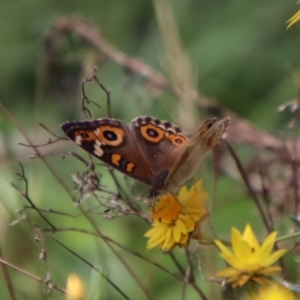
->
44, 17, 286, 156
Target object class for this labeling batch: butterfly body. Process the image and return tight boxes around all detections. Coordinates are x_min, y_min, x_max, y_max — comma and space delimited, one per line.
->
61, 116, 230, 196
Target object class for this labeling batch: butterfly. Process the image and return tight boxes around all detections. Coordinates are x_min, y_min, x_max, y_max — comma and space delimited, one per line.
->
61, 116, 230, 197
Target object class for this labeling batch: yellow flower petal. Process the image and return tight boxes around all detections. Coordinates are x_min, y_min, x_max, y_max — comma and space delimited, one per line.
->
236, 274, 250, 287
226, 275, 239, 284
264, 249, 287, 266
255, 283, 297, 300
257, 266, 281, 275
177, 185, 188, 200
231, 227, 243, 258
145, 181, 208, 251
215, 224, 288, 288
216, 267, 240, 277
66, 273, 86, 300
179, 233, 189, 246
287, 10, 300, 29
235, 240, 254, 265
215, 240, 232, 256
257, 232, 277, 261
219, 253, 244, 270
251, 276, 271, 285
181, 219, 195, 232
173, 223, 185, 242
243, 224, 259, 249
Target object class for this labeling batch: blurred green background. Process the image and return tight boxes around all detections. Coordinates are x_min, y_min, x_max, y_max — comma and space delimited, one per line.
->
1, 0, 299, 299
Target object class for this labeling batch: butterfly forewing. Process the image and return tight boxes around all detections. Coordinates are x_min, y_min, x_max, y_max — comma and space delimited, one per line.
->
61, 119, 153, 185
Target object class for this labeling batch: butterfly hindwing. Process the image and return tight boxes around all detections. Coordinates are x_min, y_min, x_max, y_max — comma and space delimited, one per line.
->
131, 116, 190, 178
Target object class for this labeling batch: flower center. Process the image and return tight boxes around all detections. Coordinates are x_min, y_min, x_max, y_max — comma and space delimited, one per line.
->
152, 194, 181, 223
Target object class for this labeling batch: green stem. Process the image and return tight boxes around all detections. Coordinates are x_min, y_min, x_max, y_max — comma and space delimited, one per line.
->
276, 231, 300, 242
198, 237, 230, 246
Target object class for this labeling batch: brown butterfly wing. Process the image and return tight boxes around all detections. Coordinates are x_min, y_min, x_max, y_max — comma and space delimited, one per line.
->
148, 117, 218, 196
131, 117, 191, 179
148, 117, 230, 196
61, 119, 153, 185
163, 117, 231, 194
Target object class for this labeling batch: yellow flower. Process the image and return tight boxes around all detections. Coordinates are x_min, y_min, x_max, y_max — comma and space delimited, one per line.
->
145, 180, 209, 251
66, 273, 86, 300
247, 283, 297, 300
287, 9, 300, 29
215, 224, 287, 288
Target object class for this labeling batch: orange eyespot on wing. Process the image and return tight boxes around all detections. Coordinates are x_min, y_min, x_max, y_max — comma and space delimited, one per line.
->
167, 134, 188, 146
94, 126, 125, 146
140, 123, 165, 143
74, 130, 97, 142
